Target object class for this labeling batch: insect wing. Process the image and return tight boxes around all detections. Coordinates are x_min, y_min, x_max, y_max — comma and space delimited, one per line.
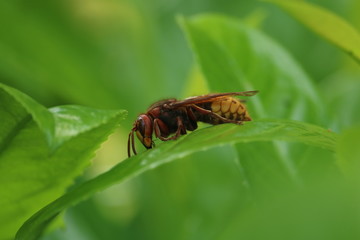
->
169, 91, 258, 108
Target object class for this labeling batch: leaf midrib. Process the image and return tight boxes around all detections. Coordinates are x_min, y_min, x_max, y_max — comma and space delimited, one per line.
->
0, 115, 32, 158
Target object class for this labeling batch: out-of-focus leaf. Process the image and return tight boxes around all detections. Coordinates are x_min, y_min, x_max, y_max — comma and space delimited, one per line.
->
179, 14, 327, 187
0, 0, 186, 112
219, 178, 360, 240
0, 1, 121, 107
0, 83, 126, 240
182, 65, 209, 97
266, 0, 360, 64
336, 125, 360, 178
242, 9, 268, 28
179, 14, 323, 123
321, 71, 360, 131
16, 119, 337, 240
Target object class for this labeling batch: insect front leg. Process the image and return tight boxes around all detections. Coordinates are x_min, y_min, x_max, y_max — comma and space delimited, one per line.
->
154, 118, 170, 141
154, 117, 186, 141
127, 128, 137, 157
191, 104, 243, 125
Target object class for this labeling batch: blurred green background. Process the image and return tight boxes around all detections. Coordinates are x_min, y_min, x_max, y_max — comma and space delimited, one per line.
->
1, 0, 360, 239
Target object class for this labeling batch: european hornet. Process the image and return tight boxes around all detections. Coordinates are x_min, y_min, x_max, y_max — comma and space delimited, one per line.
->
128, 91, 258, 157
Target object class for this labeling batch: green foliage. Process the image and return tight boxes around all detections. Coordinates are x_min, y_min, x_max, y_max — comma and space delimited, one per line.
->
321, 72, 360, 130
179, 14, 322, 123
219, 182, 360, 240
0, 84, 126, 239
267, 0, 360, 64
0, 0, 359, 240
337, 125, 360, 178
179, 14, 329, 188
16, 119, 337, 240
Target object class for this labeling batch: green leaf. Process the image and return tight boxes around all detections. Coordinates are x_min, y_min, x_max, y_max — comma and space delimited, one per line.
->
16, 119, 337, 240
178, 14, 323, 123
0, 1, 121, 107
336, 125, 360, 178
266, 0, 360, 64
0, 83, 126, 240
219, 177, 360, 240
321, 71, 360, 130
0, 83, 55, 149
179, 14, 327, 185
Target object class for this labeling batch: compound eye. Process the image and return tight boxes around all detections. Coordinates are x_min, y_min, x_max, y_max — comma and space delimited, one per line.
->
135, 114, 153, 148
136, 117, 145, 135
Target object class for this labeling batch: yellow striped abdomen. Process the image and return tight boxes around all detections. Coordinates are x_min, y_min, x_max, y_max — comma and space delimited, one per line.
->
211, 97, 252, 122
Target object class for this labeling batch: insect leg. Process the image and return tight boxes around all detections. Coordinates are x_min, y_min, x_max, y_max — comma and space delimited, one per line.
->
154, 118, 171, 141
127, 131, 132, 157
173, 116, 186, 139
154, 117, 186, 141
191, 104, 243, 124
186, 107, 198, 131
131, 129, 137, 156
127, 128, 137, 157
